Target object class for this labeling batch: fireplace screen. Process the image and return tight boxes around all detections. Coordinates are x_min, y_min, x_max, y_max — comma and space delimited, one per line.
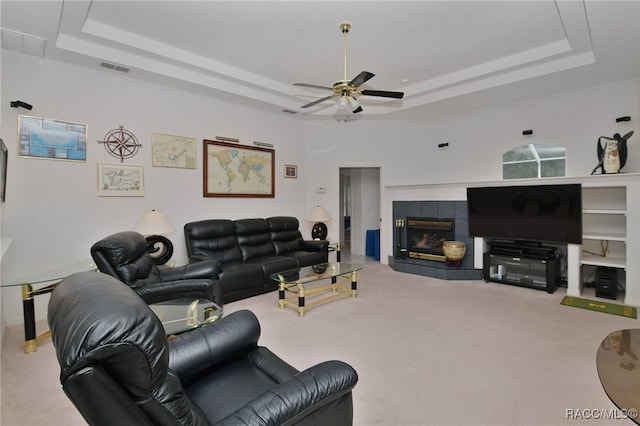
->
407, 217, 454, 261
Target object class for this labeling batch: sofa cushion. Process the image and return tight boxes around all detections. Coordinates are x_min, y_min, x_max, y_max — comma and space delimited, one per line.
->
184, 219, 242, 263
268, 216, 303, 255
235, 219, 276, 261
217, 261, 264, 292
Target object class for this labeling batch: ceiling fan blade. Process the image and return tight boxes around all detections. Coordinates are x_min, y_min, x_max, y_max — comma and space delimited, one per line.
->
300, 94, 335, 109
361, 89, 405, 99
352, 106, 363, 114
294, 83, 333, 91
349, 71, 375, 88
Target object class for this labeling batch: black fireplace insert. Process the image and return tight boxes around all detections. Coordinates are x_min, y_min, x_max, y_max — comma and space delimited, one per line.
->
407, 217, 454, 261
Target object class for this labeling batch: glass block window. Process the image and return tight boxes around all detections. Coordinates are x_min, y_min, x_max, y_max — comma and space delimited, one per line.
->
502, 143, 566, 179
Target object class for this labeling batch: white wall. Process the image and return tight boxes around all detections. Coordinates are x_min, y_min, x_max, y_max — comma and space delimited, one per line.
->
0, 51, 309, 325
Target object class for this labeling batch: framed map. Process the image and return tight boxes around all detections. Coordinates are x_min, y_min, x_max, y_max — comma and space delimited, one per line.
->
203, 140, 274, 197
151, 133, 197, 169
18, 115, 87, 161
97, 163, 144, 197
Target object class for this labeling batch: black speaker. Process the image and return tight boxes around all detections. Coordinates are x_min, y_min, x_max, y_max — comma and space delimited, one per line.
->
595, 267, 617, 300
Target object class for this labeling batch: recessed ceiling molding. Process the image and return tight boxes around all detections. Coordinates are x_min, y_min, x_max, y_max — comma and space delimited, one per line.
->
81, 19, 294, 95
389, 52, 597, 112
404, 39, 574, 96
55, 33, 303, 111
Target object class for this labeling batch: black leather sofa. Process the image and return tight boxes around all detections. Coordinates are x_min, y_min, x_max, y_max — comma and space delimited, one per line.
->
48, 271, 358, 426
184, 216, 328, 303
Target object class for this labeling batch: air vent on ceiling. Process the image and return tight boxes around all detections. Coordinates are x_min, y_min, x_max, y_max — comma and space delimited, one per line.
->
100, 62, 130, 73
281, 109, 297, 115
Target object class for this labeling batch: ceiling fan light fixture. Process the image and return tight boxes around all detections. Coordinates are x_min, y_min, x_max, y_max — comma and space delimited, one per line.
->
294, 21, 404, 114
337, 96, 349, 110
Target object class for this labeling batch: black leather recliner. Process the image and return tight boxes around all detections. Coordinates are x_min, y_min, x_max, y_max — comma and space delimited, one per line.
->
91, 231, 222, 306
48, 271, 358, 426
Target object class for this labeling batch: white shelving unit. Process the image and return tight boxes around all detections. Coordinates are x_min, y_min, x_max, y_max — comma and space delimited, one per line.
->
569, 175, 640, 306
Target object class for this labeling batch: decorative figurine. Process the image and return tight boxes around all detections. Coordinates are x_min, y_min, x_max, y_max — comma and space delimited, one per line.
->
591, 131, 633, 175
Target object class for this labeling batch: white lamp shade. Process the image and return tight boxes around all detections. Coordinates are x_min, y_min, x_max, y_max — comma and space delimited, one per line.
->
133, 210, 176, 236
307, 205, 332, 222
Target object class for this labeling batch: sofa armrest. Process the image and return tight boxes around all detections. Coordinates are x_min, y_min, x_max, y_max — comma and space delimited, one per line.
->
161, 259, 219, 281
168, 310, 260, 384
136, 279, 219, 305
215, 360, 358, 426
300, 239, 328, 253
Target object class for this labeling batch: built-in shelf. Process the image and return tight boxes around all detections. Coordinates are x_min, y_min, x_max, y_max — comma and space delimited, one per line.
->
582, 209, 626, 215
582, 231, 627, 241
580, 253, 626, 268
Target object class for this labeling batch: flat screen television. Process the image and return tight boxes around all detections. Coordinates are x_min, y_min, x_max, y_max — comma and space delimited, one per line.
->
466, 183, 582, 244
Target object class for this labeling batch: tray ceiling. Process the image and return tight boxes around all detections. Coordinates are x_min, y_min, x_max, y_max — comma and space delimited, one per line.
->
2, 1, 638, 119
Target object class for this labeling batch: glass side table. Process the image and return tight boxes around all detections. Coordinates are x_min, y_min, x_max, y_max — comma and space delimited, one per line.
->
150, 298, 222, 336
1, 260, 98, 353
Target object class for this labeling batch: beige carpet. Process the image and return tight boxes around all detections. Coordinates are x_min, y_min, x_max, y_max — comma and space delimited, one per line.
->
2, 263, 638, 425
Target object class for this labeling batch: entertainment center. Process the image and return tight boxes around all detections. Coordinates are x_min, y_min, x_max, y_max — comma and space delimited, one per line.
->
467, 183, 581, 293
484, 241, 560, 293
386, 173, 640, 306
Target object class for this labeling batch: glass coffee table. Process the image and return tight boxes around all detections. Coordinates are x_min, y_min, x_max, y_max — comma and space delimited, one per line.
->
1, 259, 98, 353
272, 262, 361, 317
150, 298, 222, 335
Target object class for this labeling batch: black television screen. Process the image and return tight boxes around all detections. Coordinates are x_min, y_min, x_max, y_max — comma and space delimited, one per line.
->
466, 183, 582, 244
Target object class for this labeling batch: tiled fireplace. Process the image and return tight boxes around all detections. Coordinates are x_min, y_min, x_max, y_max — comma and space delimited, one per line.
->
391, 200, 482, 280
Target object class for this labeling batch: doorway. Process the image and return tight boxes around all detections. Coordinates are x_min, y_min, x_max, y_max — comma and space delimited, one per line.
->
339, 167, 380, 263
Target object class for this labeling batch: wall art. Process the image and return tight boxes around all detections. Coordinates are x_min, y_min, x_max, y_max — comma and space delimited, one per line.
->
151, 133, 197, 169
98, 125, 141, 163
284, 164, 297, 178
97, 163, 144, 197
18, 115, 87, 161
203, 140, 274, 197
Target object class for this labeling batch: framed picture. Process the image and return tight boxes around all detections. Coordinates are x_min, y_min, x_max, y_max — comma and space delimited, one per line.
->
151, 132, 197, 169
0, 139, 7, 202
18, 115, 87, 161
284, 164, 297, 178
97, 163, 144, 197
203, 139, 274, 197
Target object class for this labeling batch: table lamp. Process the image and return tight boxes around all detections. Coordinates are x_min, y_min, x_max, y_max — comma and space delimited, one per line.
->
307, 205, 331, 240
133, 209, 176, 265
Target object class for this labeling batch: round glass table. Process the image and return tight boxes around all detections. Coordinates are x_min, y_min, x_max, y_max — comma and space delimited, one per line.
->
596, 329, 639, 424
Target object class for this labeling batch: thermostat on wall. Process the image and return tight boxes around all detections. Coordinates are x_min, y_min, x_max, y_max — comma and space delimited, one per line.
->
316, 187, 326, 193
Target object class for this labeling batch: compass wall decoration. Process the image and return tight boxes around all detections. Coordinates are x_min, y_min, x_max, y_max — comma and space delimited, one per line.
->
98, 125, 141, 162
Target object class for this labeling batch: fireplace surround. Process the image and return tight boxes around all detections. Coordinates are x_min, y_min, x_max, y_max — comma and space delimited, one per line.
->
391, 200, 482, 280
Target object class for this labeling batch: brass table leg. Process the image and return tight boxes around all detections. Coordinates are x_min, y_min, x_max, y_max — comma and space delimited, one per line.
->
21, 282, 58, 354
351, 270, 358, 297
22, 284, 38, 354
279, 281, 285, 309
298, 284, 306, 317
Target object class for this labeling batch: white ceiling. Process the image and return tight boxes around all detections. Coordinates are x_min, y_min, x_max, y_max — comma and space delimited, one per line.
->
2, 1, 639, 120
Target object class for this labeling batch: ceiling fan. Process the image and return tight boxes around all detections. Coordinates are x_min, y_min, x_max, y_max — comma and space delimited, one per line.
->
294, 21, 404, 114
